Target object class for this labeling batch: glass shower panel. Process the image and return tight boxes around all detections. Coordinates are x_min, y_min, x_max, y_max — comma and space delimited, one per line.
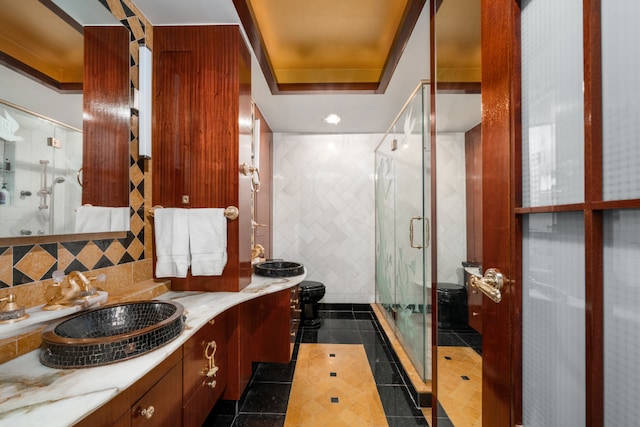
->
603, 210, 640, 425
522, 212, 585, 426
375, 82, 431, 381
393, 86, 430, 381
521, 0, 584, 207
375, 138, 397, 328
601, 0, 640, 200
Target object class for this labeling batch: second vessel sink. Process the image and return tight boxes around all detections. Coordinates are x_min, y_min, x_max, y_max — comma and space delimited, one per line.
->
40, 300, 185, 369
253, 261, 304, 277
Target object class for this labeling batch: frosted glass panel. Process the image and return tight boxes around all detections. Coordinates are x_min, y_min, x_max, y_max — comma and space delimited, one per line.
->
375, 83, 431, 381
522, 213, 585, 426
521, 0, 584, 207
602, 1, 640, 200
603, 210, 640, 425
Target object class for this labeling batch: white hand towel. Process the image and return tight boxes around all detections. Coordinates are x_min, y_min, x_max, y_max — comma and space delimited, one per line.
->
110, 207, 130, 231
75, 206, 111, 233
154, 208, 190, 278
189, 208, 227, 276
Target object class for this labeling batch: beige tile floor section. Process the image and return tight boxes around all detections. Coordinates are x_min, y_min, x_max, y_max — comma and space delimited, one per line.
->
437, 346, 482, 427
284, 343, 388, 427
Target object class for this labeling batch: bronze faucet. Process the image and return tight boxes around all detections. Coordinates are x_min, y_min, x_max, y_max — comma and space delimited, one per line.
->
42, 271, 103, 311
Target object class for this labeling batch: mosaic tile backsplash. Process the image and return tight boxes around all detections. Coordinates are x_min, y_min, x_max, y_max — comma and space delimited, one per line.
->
0, 0, 151, 289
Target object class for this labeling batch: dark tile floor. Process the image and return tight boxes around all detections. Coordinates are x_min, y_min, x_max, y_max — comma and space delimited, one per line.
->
204, 303, 430, 427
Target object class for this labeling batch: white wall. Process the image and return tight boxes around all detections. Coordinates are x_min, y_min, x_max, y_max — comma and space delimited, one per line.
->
273, 133, 380, 304
0, 65, 83, 129
273, 131, 468, 303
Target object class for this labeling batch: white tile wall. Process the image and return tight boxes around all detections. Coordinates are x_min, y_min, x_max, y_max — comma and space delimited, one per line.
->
273, 132, 468, 303
273, 133, 381, 303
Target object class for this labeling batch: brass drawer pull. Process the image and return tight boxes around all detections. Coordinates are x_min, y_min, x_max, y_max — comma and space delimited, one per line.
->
202, 340, 219, 377
205, 379, 217, 389
138, 405, 154, 419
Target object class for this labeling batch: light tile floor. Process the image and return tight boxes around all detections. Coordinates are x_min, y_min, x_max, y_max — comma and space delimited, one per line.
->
284, 343, 387, 426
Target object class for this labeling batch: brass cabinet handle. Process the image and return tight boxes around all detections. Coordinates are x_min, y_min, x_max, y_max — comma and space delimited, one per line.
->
202, 340, 219, 377
138, 405, 154, 419
205, 380, 217, 389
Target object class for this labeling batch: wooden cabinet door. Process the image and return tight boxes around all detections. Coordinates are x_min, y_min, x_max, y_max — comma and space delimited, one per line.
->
131, 361, 183, 426
183, 311, 229, 426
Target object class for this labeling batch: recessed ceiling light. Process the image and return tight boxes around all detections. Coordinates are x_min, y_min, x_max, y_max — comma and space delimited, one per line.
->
323, 113, 341, 125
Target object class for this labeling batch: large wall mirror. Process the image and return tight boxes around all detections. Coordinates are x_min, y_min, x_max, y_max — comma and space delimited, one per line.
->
433, 0, 482, 426
0, 0, 131, 239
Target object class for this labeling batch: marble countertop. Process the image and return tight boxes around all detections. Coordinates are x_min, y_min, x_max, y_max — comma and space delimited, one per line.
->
0, 273, 306, 427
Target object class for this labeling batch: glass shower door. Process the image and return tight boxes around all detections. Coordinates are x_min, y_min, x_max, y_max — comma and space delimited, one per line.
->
375, 82, 431, 381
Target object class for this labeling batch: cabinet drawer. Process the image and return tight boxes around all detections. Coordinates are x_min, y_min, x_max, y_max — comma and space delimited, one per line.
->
131, 361, 182, 426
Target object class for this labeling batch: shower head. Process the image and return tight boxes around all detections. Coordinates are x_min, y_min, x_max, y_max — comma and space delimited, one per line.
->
53, 176, 65, 184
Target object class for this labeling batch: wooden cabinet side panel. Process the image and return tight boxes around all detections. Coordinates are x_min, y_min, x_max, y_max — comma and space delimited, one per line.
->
465, 123, 483, 263
253, 106, 274, 259
465, 123, 483, 334
264, 289, 294, 364
82, 26, 130, 207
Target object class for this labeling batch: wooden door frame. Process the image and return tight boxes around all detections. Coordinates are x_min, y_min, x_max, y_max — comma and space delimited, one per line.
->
481, 0, 522, 425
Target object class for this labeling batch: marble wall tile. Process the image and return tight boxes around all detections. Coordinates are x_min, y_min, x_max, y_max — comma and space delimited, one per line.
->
436, 133, 467, 284
273, 133, 380, 304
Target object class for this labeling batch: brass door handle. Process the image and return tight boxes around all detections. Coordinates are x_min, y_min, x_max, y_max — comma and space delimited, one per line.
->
409, 217, 429, 249
469, 268, 504, 303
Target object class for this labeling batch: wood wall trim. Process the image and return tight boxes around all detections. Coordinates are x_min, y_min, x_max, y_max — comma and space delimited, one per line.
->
82, 26, 130, 207
583, 0, 603, 424
481, 0, 519, 425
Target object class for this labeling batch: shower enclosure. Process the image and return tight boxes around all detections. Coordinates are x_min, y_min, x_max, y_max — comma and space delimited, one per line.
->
0, 99, 82, 237
375, 81, 432, 381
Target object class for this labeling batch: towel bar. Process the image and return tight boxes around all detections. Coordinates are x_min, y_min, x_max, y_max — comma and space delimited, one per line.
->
148, 205, 239, 220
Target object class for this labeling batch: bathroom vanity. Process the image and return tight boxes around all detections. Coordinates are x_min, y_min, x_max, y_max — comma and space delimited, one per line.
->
0, 274, 304, 426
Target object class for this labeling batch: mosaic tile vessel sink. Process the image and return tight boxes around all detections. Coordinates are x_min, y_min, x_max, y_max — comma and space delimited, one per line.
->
253, 261, 304, 278
40, 301, 185, 369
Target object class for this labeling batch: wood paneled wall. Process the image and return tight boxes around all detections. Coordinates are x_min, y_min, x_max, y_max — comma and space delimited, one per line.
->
152, 25, 252, 291
82, 26, 130, 207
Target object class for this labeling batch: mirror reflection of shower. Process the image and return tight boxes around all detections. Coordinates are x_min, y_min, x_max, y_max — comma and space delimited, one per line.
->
49, 176, 66, 235
37, 159, 67, 234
